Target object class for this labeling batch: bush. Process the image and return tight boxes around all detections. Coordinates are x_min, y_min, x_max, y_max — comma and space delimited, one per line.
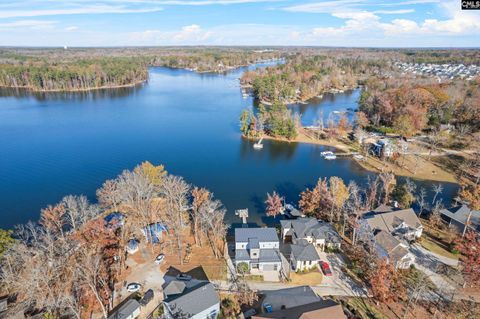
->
236, 262, 249, 274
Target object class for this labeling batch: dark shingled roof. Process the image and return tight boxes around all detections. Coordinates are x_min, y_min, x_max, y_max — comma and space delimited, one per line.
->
107, 299, 140, 319
164, 282, 219, 318
235, 227, 279, 243
253, 300, 346, 319
280, 218, 341, 243
440, 205, 480, 229
290, 243, 320, 261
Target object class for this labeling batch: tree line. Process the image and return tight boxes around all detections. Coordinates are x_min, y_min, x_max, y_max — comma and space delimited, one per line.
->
0, 161, 228, 318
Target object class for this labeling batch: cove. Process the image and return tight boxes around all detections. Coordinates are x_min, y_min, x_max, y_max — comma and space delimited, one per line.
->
0, 63, 459, 229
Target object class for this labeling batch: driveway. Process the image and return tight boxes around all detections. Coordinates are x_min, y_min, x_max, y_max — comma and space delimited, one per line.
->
314, 252, 368, 297
409, 244, 457, 293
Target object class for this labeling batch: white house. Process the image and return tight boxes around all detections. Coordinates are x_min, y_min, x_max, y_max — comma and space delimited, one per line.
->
290, 242, 321, 271
234, 228, 282, 274
365, 207, 423, 241
374, 230, 414, 270
280, 218, 341, 251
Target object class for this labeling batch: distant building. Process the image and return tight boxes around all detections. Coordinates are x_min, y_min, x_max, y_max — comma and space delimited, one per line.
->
370, 139, 394, 158
107, 299, 141, 319
364, 206, 423, 241
440, 204, 480, 234
126, 239, 139, 254
252, 299, 346, 319
142, 222, 168, 244
374, 230, 414, 269
163, 281, 220, 319
234, 227, 283, 277
280, 218, 341, 251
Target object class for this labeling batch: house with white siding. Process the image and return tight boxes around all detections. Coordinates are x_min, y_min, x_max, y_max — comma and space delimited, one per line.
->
280, 218, 341, 251
234, 228, 283, 276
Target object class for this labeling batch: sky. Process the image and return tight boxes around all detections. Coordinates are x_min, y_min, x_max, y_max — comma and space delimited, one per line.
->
0, 0, 479, 47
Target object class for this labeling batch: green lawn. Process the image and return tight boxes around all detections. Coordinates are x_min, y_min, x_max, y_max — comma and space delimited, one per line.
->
419, 235, 459, 260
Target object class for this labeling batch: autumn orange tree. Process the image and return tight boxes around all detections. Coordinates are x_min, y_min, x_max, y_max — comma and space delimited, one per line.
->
455, 231, 480, 287
265, 191, 284, 217
368, 258, 404, 303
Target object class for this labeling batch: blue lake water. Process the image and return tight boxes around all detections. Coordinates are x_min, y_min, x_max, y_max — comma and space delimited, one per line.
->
0, 64, 459, 228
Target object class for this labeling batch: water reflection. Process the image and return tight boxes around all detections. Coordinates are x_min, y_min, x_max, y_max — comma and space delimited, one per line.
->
0, 83, 144, 101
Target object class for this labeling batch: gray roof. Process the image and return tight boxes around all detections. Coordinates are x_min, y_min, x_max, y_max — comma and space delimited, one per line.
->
164, 282, 219, 317
280, 218, 341, 243
163, 280, 186, 297
107, 299, 140, 319
440, 205, 480, 229
260, 286, 320, 312
235, 249, 282, 263
365, 208, 422, 233
290, 243, 320, 261
253, 300, 346, 319
235, 227, 278, 243
249, 237, 259, 249
374, 230, 409, 264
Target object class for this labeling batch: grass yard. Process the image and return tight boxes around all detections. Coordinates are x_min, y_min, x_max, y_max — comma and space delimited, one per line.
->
419, 235, 459, 260
289, 270, 323, 285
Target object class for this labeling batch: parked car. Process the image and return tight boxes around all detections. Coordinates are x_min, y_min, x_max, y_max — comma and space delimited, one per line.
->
176, 273, 192, 281
263, 303, 273, 313
126, 283, 142, 292
154, 253, 165, 264
320, 261, 332, 276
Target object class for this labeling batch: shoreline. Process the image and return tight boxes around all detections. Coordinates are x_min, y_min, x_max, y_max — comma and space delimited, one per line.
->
0, 79, 147, 93
247, 129, 459, 184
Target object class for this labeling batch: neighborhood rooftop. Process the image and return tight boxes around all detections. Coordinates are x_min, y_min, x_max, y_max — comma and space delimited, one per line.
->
253, 299, 347, 319
280, 218, 341, 243
440, 204, 480, 229
365, 208, 422, 233
163, 281, 219, 318
235, 227, 279, 242
106, 299, 140, 319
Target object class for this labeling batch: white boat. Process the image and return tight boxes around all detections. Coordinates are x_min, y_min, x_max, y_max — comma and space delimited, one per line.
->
253, 137, 264, 149
321, 151, 336, 160
324, 154, 337, 160
353, 154, 364, 160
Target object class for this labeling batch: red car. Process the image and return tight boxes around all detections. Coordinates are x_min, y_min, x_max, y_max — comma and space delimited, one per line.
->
320, 261, 332, 276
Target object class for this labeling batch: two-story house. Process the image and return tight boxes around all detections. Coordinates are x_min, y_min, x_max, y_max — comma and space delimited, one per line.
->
280, 218, 341, 251
234, 228, 282, 275
373, 230, 414, 269
365, 207, 423, 241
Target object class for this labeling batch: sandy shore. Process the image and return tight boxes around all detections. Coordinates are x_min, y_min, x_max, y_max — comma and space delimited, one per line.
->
249, 129, 458, 184
0, 79, 147, 93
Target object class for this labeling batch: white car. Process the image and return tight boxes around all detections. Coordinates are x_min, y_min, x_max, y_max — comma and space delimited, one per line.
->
155, 254, 165, 264
126, 283, 141, 292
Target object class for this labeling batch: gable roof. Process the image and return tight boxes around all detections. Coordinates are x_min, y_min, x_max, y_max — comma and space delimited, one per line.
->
235, 227, 278, 243
374, 230, 410, 264
164, 282, 219, 317
440, 205, 480, 228
291, 244, 320, 261
252, 300, 346, 319
163, 280, 186, 297
107, 299, 140, 319
281, 218, 341, 243
260, 286, 320, 312
366, 208, 422, 233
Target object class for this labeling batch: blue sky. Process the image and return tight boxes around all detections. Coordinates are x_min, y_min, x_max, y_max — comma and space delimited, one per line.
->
0, 0, 479, 47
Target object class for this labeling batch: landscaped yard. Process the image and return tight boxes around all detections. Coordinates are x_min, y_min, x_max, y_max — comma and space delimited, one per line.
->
419, 235, 459, 260
289, 270, 323, 285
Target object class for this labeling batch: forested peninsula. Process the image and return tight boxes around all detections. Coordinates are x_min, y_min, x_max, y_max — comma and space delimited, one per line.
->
0, 47, 279, 92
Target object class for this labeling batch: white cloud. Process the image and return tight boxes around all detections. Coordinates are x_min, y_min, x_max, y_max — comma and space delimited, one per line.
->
0, 19, 57, 29
0, 5, 163, 19
65, 26, 78, 31
128, 24, 212, 43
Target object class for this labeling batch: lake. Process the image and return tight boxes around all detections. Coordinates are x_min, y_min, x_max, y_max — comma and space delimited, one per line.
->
0, 63, 459, 228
